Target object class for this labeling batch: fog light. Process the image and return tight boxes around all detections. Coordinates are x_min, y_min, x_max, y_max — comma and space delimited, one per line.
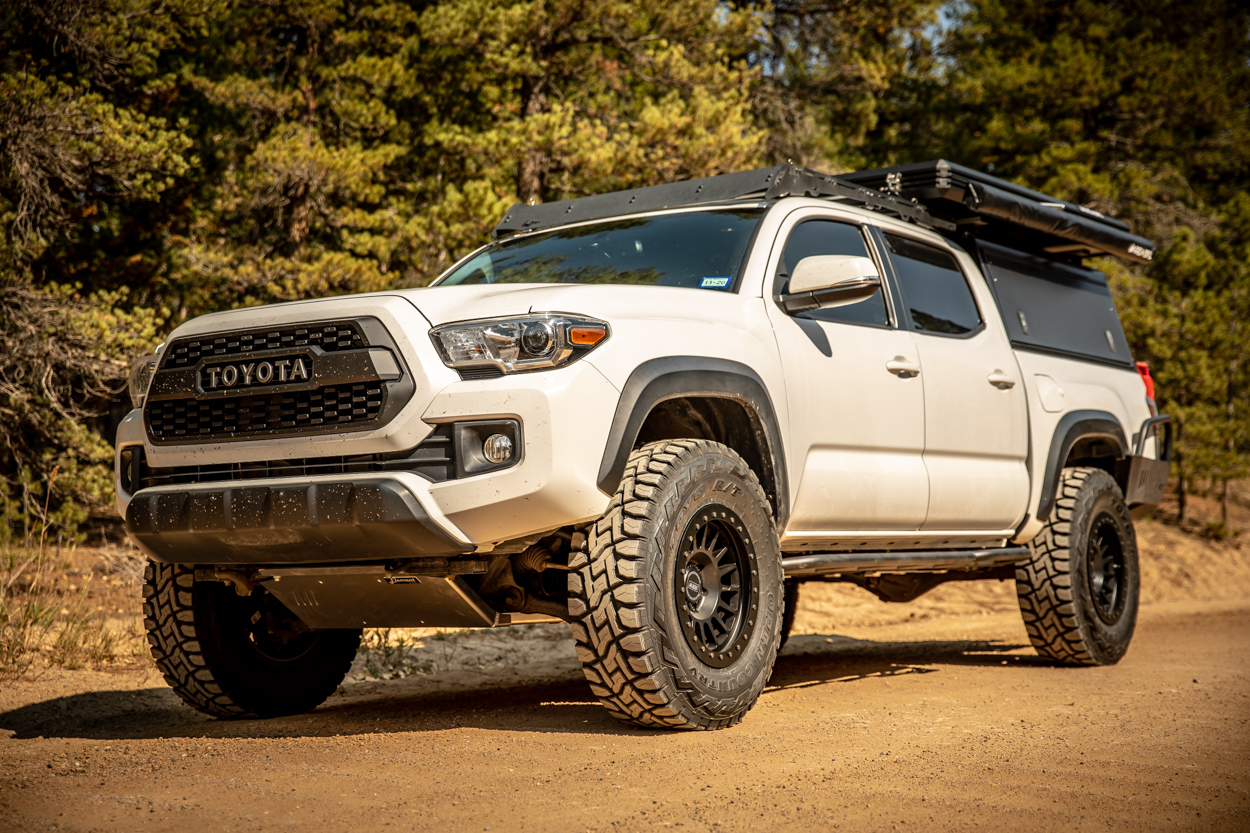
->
483, 433, 514, 464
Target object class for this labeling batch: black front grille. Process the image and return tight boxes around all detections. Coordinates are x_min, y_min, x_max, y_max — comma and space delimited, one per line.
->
147, 383, 386, 441
165, 322, 365, 367
145, 317, 412, 444
121, 424, 456, 490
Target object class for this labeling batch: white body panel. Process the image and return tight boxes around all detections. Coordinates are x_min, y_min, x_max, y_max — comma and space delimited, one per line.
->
421, 361, 619, 544
760, 205, 929, 536
910, 244, 1030, 531
1010, 350, 1155, 543
117, 196, 1159, 555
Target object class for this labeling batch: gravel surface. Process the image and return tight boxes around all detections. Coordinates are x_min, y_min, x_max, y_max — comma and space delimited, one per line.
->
0, 518, 1247, 831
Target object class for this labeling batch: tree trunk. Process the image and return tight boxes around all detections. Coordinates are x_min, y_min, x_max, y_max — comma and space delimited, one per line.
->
1225, 357, 1236, 527
289, 186, 310, 247
517, 76, 549, 205
1176, 419, 1186, 523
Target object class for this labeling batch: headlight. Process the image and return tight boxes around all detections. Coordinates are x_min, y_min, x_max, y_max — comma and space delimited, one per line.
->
430, 314, 609, 375
128, 354, 159, 408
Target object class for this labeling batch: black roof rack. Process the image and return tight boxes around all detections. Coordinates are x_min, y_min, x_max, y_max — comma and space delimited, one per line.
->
492, 160, 1155, 265
492, 164, 954, 239
840, 159, 1155, 265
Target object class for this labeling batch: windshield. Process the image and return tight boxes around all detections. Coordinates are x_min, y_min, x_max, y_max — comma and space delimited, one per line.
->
437, 208, 764, 291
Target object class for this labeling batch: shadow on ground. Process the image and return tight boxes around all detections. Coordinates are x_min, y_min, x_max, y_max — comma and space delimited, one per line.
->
0, 633, 1034, 742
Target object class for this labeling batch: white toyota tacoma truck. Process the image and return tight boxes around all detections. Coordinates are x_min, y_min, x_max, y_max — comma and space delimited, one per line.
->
117, 160, 1172, 730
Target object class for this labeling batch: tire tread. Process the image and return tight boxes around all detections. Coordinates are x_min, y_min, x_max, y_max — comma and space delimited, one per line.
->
142, 562, 359, 719
568, 440, 781, 730
1016, 466, 1134, 666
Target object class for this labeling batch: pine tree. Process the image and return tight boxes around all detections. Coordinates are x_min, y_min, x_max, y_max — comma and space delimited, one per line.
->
734, 0, 941, 170
410, 0, 765, 278
0, 0, 189, 530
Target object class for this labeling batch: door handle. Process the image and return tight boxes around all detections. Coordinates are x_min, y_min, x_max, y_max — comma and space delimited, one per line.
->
987, 370, 1016, 389
886, 357, 921, 378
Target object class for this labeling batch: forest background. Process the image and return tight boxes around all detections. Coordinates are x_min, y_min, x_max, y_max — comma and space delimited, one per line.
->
1, 0, 1247, 547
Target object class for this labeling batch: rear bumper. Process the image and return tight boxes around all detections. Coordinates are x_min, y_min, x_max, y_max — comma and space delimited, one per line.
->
1121, 413, 1172, 511
126, 476, 473, 565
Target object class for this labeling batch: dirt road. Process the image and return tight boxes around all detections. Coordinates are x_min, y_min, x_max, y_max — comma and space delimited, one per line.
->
2, 594, 1247, 832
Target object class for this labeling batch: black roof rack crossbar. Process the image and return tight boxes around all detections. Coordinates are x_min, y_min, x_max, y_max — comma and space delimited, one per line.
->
762, 166, 956, 232
491, 164, 954, 238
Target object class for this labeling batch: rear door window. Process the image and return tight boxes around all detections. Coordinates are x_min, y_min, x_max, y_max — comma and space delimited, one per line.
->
883, 233, 982, 336
778, 220, 889, 327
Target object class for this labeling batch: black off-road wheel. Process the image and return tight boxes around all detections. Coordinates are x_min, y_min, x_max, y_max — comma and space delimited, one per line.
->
143, 562, 362, 719
568, 439, 783, 730
1016, 467, 1140, 666
778, 579, 800, 652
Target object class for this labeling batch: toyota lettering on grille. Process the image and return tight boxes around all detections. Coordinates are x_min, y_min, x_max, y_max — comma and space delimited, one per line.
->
198, 356, 311, 391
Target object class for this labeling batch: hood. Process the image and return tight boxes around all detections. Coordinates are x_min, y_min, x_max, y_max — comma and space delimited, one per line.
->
391, 284, 592, 326
392, 283, 753, 327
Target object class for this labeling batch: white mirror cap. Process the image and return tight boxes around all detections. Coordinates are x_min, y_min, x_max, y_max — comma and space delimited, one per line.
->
789, 255, 880, 294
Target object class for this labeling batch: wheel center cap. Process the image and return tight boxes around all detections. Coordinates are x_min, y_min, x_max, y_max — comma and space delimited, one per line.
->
683, 567, 704, 603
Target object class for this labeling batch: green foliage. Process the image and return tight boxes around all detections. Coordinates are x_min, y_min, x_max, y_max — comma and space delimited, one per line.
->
1117, 198, 1250, 519
738, 0, 945, 170
0, 0, 763, 537
0, 0, 1247, 536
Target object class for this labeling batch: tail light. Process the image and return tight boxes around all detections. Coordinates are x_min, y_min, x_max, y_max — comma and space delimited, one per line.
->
1136, 361, 1157, 416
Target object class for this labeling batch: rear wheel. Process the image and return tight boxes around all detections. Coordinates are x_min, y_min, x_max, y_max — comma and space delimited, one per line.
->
143, 562, 361, 718
568, 440, 783, 730
1015, 467, 1140, 666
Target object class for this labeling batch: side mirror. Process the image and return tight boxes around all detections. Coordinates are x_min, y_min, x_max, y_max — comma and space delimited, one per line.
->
779, 255, 881, 314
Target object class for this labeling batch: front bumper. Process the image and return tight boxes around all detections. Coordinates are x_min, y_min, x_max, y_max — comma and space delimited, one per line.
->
118, 358, 622, 561
126, 476, 472, 564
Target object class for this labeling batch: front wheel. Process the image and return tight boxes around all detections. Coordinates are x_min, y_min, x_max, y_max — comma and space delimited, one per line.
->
778, 579, 800, 652
568, 440, 783, 730
143, 562, 362, 718
1015, 467, 1140, 666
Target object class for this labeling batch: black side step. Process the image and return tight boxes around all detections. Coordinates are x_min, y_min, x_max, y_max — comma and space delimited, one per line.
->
781, 547, 1031, 579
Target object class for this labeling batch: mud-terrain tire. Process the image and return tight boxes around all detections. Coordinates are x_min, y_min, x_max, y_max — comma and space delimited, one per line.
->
1016, 467, 1139, 666
778, 580, 800, 652
143, 562, 362, 718
568, 439, 783, 730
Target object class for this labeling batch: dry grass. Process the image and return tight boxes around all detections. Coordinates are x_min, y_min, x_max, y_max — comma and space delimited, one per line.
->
0, 530, 149, 681
349, 623, 572, 683
355, 628, 436, 680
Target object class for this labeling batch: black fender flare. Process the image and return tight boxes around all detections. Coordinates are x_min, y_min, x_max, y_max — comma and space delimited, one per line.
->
1036, 409, 1128, 522
595, 357, 790, 530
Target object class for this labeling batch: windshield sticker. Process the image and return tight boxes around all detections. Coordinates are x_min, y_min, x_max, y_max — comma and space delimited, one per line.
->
700, 276, 731, 289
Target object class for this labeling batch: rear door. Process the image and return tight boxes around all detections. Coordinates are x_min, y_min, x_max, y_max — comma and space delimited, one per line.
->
873, 229, 1029, 531
767, 211, 929, 536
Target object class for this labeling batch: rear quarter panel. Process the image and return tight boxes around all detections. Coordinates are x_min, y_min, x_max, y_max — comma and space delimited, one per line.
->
1012, 351, 1155, 542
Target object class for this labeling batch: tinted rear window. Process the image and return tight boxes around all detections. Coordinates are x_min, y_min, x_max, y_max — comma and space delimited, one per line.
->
884, 233, 982, 336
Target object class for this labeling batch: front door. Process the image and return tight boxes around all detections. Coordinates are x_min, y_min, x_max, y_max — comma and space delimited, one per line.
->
767, 213, 929, 538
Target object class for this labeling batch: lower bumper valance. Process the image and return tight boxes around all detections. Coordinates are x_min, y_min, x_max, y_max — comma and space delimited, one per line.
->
126, 478, 471, 565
